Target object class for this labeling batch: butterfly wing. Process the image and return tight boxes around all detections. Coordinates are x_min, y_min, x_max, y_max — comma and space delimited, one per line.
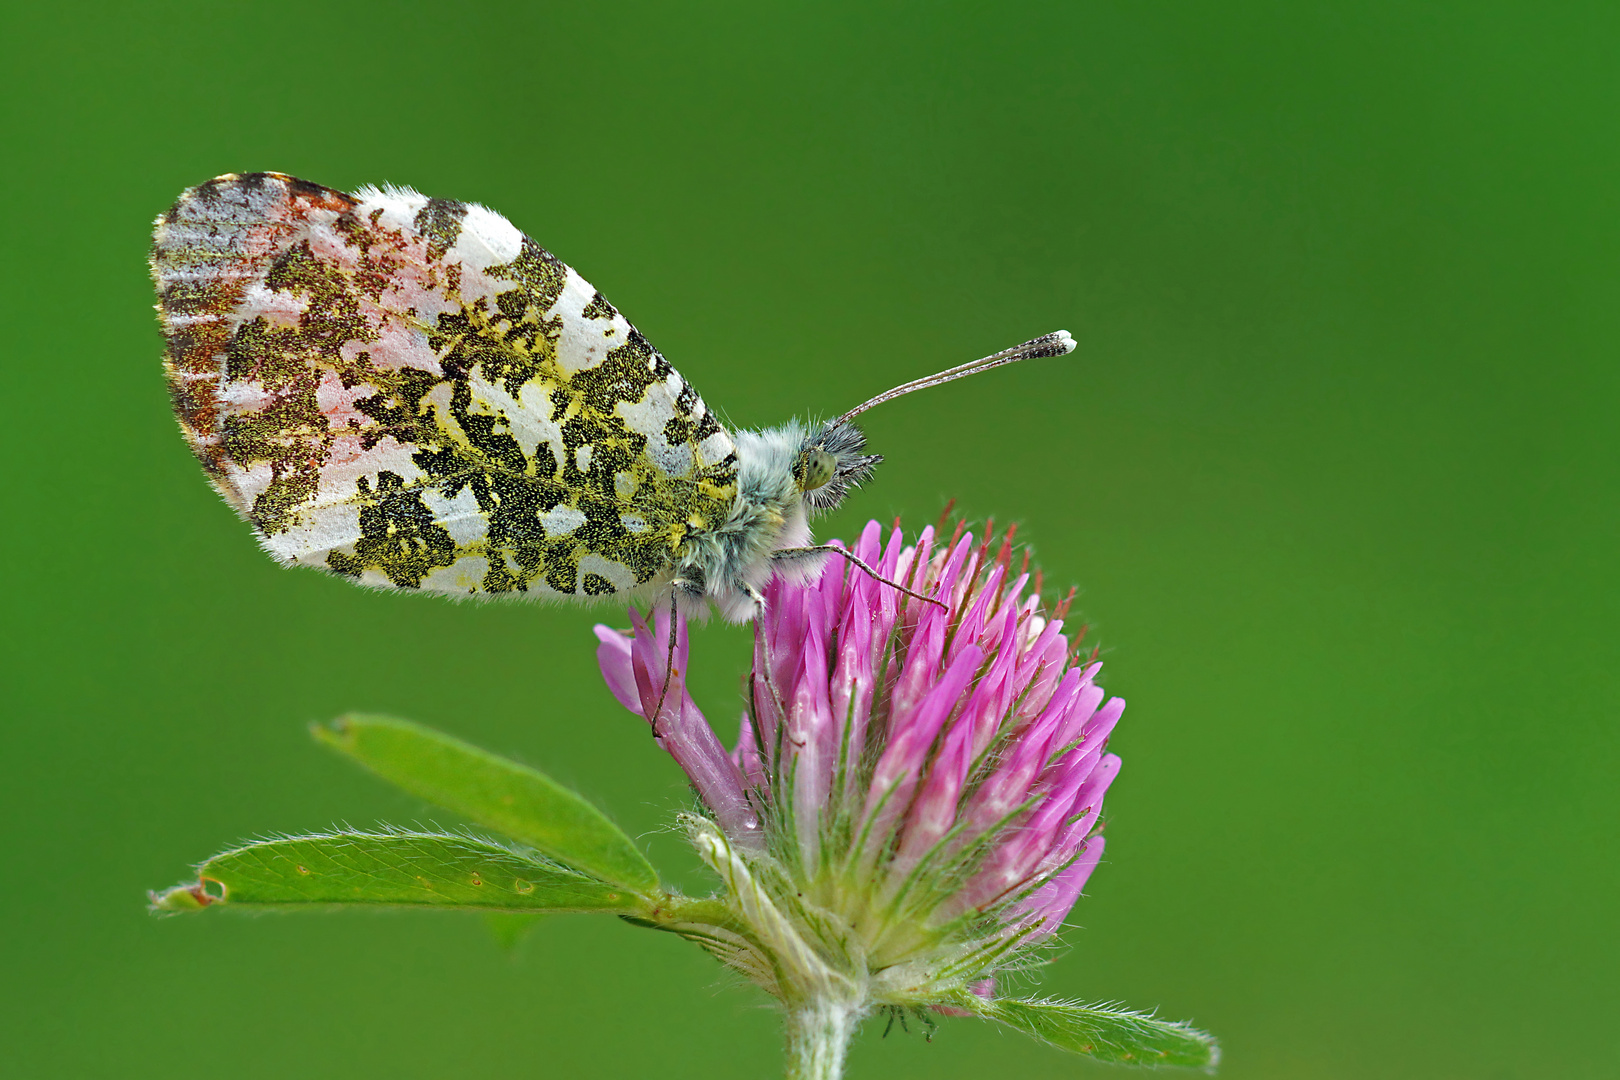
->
151, 172, 738, 600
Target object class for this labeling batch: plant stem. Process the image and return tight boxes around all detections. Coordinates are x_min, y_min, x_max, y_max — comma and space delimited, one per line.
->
783, 995, 863, 1080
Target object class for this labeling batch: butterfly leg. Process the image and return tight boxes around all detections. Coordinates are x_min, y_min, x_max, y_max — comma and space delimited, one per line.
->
772, 545, 944, 608
649, 580, 702, 738
743, 583, 789, 727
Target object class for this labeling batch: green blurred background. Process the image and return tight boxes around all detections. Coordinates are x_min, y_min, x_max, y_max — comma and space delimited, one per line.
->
2, 2, 1614, 1077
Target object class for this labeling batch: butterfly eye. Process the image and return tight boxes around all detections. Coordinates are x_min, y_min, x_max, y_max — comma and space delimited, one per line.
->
794, 448, 838, 493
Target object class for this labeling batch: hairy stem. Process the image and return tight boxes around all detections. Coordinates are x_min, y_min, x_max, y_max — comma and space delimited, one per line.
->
783, 995, 864, 1080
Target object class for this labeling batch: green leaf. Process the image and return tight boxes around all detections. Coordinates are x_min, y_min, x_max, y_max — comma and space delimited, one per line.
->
972, 997, 1220, 1071
314, 714, 658, 895
149, 829, 651, 914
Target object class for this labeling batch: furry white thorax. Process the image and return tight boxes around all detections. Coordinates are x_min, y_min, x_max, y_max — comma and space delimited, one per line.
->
675, 421, 831, 623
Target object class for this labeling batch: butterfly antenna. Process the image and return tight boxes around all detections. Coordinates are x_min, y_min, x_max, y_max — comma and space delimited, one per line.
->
833, 331, 1076, 426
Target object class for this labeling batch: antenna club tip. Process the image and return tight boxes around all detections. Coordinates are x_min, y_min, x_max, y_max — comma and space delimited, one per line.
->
1014, 330, 1076, 360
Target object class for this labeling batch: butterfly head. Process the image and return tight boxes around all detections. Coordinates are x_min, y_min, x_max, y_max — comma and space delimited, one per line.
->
794, 419, 882, 513
671, 331, 1074, 620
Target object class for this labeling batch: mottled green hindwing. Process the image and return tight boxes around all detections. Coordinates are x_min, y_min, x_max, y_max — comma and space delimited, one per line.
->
150, 172, 739, 602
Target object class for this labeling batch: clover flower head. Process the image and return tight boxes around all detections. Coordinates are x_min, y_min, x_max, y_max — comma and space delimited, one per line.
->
595, 519, 1122, 1030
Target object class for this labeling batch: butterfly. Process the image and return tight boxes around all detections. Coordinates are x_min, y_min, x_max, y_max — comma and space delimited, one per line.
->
150, 172, 1074, 621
